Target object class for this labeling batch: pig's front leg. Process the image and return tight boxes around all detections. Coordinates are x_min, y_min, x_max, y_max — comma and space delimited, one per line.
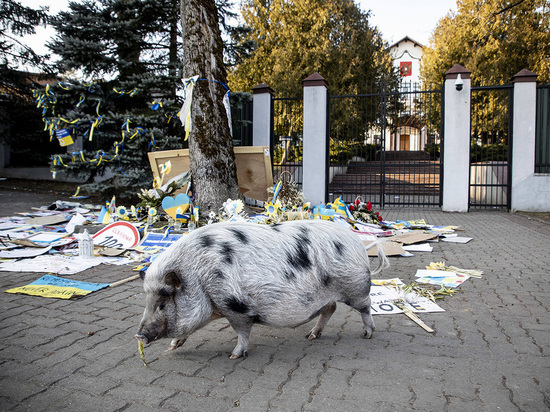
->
169, 338, 187, 350
307, 302, 337, 340
227, 318, 252, 359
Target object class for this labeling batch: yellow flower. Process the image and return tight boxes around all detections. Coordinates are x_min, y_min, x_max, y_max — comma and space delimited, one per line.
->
152, 176, 161, 189
159, 161, 172, 176
265, 202, 279, 218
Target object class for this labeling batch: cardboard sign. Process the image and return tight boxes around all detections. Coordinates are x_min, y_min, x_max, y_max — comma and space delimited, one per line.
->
161, 193, 190, 219
92, 222, 140, 249
366, 241, 406, 256
388, 232, 438, 245
5, 274, 110, 299
370, 279, 445, 314
133, 232, 184, 255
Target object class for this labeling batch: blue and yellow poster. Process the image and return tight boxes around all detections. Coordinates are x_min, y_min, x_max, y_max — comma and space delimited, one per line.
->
5, 275, 110, 299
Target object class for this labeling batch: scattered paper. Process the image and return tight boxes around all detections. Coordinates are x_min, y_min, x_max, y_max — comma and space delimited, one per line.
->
415, 269, 470, 288
65, 213, 87, 234
0, 255, 104, 275
28, 233, 67, 243
441, 237, 473, 244
24, 215, 69, 227
402, 243, 433, 252
0, 246, 52, 259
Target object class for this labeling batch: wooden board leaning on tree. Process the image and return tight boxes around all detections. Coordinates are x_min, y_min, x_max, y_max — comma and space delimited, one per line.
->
148, 147, 273, 202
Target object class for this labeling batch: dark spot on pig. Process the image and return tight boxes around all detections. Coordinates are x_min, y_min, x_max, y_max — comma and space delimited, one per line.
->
283, 270, 297, 282
213, 270, 225, 279
320, 271, 332, 287
270, 223, 282, 231
295, 232, 311, 247
250, 314, 266, 324
287, 242, 311, 271
220, 242, 235, 264
332, 240, 344, 254
228, 228, 249, 244
199, 235, 215, 248
225, 296, 249, 314
139, 268, 147, 280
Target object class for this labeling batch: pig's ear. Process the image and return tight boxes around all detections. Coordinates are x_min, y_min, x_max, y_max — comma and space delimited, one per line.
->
164, 271, 182, 290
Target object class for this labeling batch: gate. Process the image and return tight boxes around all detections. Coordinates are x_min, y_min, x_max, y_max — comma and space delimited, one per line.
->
272, 95, 304, 185
536, 84, 550, 173
469, 85, 513, 209
328, 81, 443, 208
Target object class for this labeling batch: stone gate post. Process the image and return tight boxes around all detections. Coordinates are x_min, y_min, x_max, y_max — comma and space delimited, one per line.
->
251, 82, 273, 148
442, 64, 472, 212
302, 73, 329, 205
510, 69, 550, 211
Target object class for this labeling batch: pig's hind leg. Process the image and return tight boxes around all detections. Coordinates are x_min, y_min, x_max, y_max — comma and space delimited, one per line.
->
348, 295, 375, 339
307, 302, 337, 340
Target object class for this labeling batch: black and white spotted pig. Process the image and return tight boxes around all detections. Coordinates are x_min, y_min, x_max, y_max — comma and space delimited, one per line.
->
135, 219, 388, 359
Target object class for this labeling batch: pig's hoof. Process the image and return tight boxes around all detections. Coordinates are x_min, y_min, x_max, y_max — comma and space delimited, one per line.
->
229, 350, 247, 359
363, 330, 373, 339
169, 338, 186, 350
307, 331, 320, 340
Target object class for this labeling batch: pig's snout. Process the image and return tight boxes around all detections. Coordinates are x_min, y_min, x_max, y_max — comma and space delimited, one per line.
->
134, 332, 150, 345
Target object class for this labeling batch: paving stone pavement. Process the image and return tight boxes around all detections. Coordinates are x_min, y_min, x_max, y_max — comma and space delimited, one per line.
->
0, 203, 549, 411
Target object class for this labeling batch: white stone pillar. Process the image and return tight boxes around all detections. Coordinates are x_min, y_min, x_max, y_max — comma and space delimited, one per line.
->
302, 73, 329, 205
251, 83, 273, 148
442, 64, 471, 212
510, 69, 540, 211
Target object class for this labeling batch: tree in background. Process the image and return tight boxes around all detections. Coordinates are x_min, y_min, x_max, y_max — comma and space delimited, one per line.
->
228, 0, 393, 96
40, 0, 184, 199
0, 0, 49, 71
228, 0, 396, 165
0, 1, 58, 167
180, 0, 242, 211
421, 0, 550, 87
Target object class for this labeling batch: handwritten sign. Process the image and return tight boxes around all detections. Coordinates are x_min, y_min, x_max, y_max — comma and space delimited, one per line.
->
5, 275, 110, 299
93, 222, 140, 249
370, 279, 445, 314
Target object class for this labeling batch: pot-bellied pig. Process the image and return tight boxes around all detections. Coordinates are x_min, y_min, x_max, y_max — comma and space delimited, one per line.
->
135, 220, 388, 359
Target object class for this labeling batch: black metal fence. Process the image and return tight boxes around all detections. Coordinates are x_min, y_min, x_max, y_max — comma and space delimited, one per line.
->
536, 84, 550, 173
328, 81, 443, 208
272, 96, 304, 186
469, 85, 513, 209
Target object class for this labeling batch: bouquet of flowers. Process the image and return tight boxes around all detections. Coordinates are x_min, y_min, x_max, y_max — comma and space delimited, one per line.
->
349, 198, 383, 224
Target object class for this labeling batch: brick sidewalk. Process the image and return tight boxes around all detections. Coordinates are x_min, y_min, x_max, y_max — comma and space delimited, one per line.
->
1, 209, 549, 411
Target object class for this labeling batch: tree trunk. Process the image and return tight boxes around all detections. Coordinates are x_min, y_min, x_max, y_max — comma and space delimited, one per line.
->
180, 0, 242, 214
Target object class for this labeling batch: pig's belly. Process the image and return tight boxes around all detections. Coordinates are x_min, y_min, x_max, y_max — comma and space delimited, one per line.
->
258, 302, 333, 328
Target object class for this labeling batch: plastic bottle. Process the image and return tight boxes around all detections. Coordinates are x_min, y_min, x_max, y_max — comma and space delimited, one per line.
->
79, 229, 94, 259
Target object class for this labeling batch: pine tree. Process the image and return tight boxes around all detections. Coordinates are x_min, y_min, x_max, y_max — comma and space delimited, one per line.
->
0, 0, 55, 166
39, 0, 184, 200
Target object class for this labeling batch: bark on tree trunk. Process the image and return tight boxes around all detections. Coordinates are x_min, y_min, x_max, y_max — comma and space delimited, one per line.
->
180, 0, 242, 214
